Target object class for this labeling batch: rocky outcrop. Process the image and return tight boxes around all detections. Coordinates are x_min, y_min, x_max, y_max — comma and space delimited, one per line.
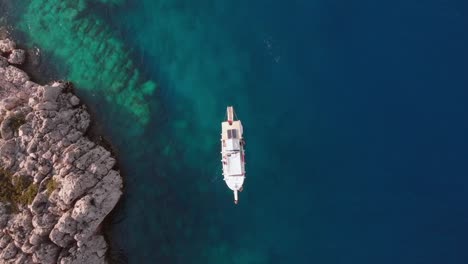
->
0, 39, 15, 53
8, 49, 26, 65
0, 38, 122, 263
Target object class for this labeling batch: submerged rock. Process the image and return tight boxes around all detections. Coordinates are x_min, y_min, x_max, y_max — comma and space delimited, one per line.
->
8, 49, 26, 65
20, 0, 156, 127
0, 38, 122, 263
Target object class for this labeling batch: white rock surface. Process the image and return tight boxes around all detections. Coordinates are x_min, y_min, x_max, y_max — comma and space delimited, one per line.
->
8, 49, 26, 65
0, 38, 122, 264
0, 38, 16, 53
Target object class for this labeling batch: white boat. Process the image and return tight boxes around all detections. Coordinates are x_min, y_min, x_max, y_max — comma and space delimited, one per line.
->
221, 106, 246, 204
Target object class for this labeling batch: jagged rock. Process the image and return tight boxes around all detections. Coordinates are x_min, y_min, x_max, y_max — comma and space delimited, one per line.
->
0, 242, 18, 260
66, 130, 82, 143
33, 170, 47, 184
32, 242, 60, 263
29, 228, 45, 246
30, 192, 49, 215
40, 118, 57, 134
13, 253, 31, 264
50, 228, 75, 248
42, 150, 52, 160
73, 170, 122, 242
0, 38, 15, 53
59, 235, 107, 264
75, 108, 91, 132
69, 95, 80, 106
20, 240, 36, 254
36, 101, 58, 111
26, 137, 38, 154
2, 66, 29, 86
42, 86, 62, 106
18, 123, 33, 139
0, 38, 122, 263
59, 172, 100, 206
54, 211, 77, 236
8, 49, 26, 65
0, 203, 10, 229
0, 113, 18, 140
57, 124, 72, 137
0, 215, 9, 230
23, 156, 36, 175
8, 211, 33, 247
32, 213, 57, 235
0, 56, 8, 67
75, 146, 109, 171
0, 233, 12, 248
1, 97, 21, 110
0, 140, 17, 168
15, 91, 28, 101
38, 163, 52, 176
48, 210, 76, 247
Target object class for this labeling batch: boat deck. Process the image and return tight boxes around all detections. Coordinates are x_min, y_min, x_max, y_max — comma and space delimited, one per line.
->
221, 120, 243, 140
220, 106, 246, 204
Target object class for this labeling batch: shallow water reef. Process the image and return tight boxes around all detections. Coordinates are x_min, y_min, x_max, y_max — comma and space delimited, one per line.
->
18, 0, 156, 128
91, 0, 124, 4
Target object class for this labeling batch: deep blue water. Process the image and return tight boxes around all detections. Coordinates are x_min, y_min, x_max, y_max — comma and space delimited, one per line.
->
107, 1, 468, 263
5, 0, 468, 263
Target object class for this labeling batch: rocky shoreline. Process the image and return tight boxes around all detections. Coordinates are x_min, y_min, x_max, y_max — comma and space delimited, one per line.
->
0, 38, 123, 263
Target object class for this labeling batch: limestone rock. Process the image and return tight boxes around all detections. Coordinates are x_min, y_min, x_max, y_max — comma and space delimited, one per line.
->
0, 56, 8, 67
30, 192, 49, 215
0, 211, 9, 229
0, 38, 123, 263
0, 38, 15, 53
1, 242, 18, 260
69, 95, 80, 106
42, 84, 63, 103
13, 253, 31, 264
58, 235, 107, 264
0, 233, 12, 248
32, 242, 60, 263
2, 66, 29, 86
73, 170, 122, 242
8, 49, 26, 65
1, 96, 21, 110
0, 112, 20, 140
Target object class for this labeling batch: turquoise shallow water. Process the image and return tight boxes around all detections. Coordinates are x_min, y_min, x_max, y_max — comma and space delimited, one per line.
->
3, 0, 468, 263
103, 2, 305, 262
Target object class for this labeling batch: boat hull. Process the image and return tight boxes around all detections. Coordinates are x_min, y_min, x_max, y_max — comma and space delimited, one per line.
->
221, 107, 245, 204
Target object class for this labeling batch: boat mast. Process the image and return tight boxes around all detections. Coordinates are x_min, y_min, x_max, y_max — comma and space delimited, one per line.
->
227, 106, 234, 125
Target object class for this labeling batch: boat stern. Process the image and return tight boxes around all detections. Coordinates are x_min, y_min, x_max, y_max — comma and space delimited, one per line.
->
234, 190, 238, 204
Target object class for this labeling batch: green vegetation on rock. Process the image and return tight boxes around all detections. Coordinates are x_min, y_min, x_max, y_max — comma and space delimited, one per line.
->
10, 115, 26, 133
17, 182, 39, 206
46, 178, 58, 196
0, 167, 38, 211
0, 168, 14, 204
